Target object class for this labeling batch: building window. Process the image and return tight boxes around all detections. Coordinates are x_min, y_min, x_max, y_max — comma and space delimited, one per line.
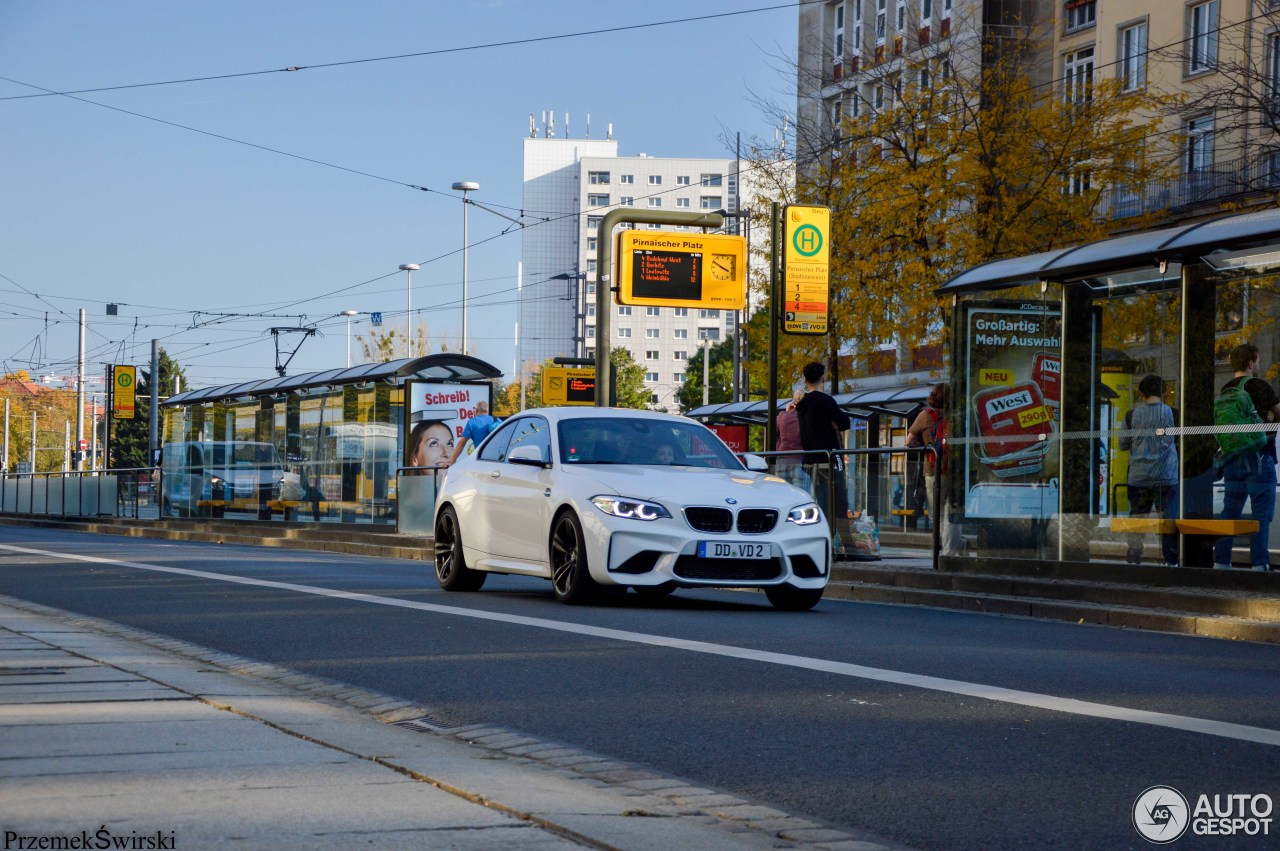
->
676, 197, 690, 208
874, 83, 885, 110
586, 215, 602, 229
1186, 113, 1215, 174
1120, 22, 1147, 91
700, 196, 722, 209
1269, 32, 1280, 101
588, 171, 610, 185
618, 327, 632, 338
646, 306, 661, 316
587, 303, 596, 317
674, 372, 685, 383
895, 0, 904, 31
618, 306, 632, 316
675, 350, 688, 361
677, 175, 691, 185
646, 372, 660, 383
620, 196, 634, 206
876, 0, 887, 42
700, 173, 722, 187
648, 175, 663, 185
648, 197, 663, 208
620, 174, 634, 184
646, 328, 660, 338
674, 328, 689, 339
586, 327, 595, 338
853, 0, 863, 52
700, 309, 720, 318
587, 237, 597, 252
674, 307, 689, 317
588, 193, 609, 206
587, 282, 596, 294
921, 0, 931, 22
646, 350, 660, 361
698, 328, 721, 341
1189, 1, 1219, 73
1064, 47, 1095, 105
833, 2, 845, 58
1066, 1, 1096, 33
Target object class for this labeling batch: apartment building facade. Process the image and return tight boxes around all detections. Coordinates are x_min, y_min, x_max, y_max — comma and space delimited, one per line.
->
520, 131, 751, 411
1057, 0, 1280, 221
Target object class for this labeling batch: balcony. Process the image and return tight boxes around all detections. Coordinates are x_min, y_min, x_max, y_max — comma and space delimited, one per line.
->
1100, 152, 1280, 222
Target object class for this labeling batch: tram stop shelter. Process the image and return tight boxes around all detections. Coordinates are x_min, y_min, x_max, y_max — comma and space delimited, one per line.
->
938, 206, 1280, 571
159, 354, 501, 525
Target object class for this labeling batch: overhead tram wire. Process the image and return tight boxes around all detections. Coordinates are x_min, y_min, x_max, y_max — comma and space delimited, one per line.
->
0, 2, 812, 103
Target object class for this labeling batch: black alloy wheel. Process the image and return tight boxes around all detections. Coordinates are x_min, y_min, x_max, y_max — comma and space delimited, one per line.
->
764, 583, 824, 611
433, 506, 486, 592
550, 511, 598, 604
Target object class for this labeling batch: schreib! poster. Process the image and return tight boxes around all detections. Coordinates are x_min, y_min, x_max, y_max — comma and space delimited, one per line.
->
404, 381, 493, 469
963, 302, 1062, 519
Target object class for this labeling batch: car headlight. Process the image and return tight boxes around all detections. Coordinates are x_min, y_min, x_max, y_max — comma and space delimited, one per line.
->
591, 495, 671, 521
209, 476, 225, 486
786, 503, 822, 525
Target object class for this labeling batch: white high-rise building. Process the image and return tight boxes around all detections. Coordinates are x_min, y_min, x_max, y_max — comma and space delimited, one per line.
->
520, 126, 752, 411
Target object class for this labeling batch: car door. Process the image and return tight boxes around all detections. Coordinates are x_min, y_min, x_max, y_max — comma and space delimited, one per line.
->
481, 416, 555, 566
459, 419, 517, 556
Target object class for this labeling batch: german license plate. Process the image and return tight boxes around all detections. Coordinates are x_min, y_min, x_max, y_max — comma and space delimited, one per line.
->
697, 541, 769, 559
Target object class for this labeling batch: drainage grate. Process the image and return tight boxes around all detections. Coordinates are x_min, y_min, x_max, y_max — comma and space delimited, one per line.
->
391, 715, 462, 733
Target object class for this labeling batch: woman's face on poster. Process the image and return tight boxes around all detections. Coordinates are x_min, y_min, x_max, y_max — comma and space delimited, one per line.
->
411, 422, 453, 467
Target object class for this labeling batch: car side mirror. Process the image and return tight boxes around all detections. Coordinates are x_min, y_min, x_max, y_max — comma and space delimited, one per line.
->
741, 453, 769, 473
508, 445, 550, 468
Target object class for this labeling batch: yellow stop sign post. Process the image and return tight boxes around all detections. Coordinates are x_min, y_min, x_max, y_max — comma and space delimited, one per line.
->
112, 365, 137, 420
781, 205, 830, 336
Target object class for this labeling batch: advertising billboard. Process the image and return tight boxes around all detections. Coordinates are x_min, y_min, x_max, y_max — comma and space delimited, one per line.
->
962, 302, 1062, 519
403, 382, 493, 469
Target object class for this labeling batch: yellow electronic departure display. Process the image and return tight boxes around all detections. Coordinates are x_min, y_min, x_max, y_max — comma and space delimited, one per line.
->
616, 231, 746, 309
543, 367, 597, 406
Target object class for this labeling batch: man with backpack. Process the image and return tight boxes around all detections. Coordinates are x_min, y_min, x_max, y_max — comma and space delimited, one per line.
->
1214, 344, 1280, 571
796, 361, 856, 555
446, 401, 501, 467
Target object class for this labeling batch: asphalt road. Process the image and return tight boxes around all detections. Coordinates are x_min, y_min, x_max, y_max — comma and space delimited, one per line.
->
1, 525, 1277, 850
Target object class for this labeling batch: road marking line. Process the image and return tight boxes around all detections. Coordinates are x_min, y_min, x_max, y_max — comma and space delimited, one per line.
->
4, 541, 1279, 747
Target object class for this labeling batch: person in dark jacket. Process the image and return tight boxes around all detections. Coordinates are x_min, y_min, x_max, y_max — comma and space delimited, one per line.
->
795, 361, 855, 553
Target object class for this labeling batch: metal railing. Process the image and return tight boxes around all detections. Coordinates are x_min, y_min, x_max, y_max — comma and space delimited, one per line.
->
0, 467, 157, 520
1100, 152, 1280, 221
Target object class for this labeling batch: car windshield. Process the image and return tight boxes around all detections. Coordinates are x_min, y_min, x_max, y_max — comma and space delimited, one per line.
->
558, 417, 741, 469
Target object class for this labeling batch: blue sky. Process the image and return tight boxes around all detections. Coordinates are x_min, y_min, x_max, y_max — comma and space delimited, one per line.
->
1, 1, 797, 390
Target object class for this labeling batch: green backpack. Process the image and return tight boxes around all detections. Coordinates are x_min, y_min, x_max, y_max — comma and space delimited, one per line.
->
1213, 379, 1267, 457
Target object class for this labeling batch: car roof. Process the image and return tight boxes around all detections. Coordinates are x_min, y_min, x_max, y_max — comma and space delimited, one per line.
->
511, 407, 698, 425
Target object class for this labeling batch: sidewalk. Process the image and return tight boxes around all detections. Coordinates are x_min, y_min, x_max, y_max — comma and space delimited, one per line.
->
0, 597, 897, 851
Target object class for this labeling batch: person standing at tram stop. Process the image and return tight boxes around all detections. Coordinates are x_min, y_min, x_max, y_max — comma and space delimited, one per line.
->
906, 382, 961, 555
777, 390, 811, 490
796, 361, 855, 553
1120, 374, 1179, 567
1215, 343, 1280, 571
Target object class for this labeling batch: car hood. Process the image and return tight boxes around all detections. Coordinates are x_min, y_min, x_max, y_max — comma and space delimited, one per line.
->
560, 464, 814, 506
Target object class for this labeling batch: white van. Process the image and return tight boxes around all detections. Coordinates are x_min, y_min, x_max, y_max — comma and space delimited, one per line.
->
160, 441, 284, 518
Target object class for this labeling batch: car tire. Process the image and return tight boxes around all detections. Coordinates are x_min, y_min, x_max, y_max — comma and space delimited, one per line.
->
434, 506, 486, 592
765, 584, 824, 611
550, 511, 598, 604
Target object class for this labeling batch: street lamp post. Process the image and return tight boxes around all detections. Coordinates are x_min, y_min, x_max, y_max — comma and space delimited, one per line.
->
341, 310, 359, 367
398, 264, 419, 358
452, 181, 479, 353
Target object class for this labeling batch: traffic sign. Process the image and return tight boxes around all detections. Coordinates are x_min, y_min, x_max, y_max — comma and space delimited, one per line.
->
616, 231, 746, 309
371, 312, 383, 327
112, 365, 137, 420
542, 367, 596, 406
782, 205, 830, 335
79, 438, 87, 452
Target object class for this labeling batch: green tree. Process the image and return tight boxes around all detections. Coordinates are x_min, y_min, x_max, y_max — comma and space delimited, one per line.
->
111, 349, 187, 469
676, 340, 736, 412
